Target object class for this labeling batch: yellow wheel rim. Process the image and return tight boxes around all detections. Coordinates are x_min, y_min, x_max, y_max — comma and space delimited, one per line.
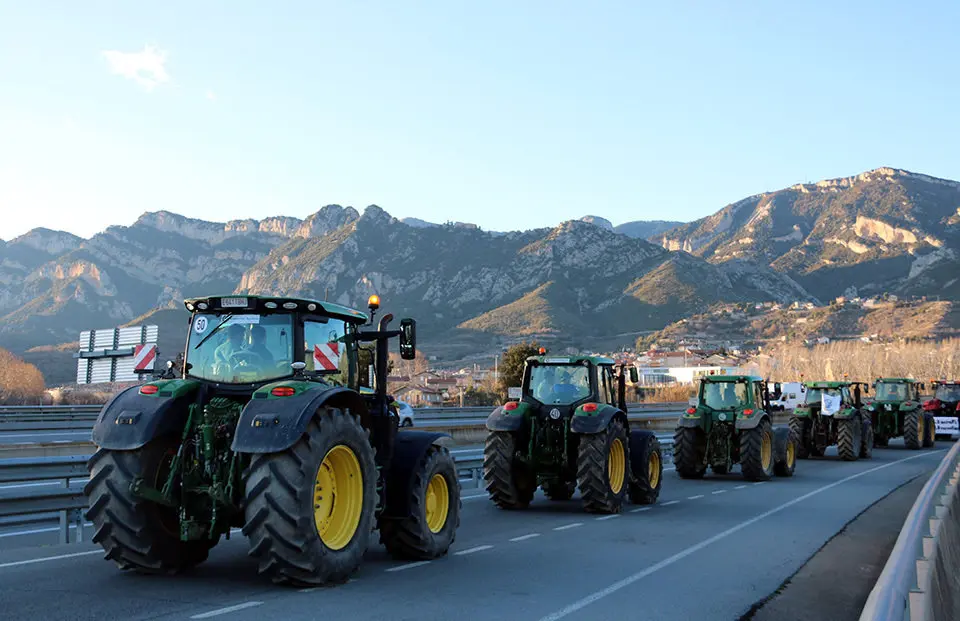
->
648, 450, 661, 489
425, 473, 450, 534
608, 438, 626, 494
761, 432, 772, 470
786, 439, 795, 468
314, 445, 364, 551
918, 416, 924, 443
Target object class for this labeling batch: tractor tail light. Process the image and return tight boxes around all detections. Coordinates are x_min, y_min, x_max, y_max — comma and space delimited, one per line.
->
742, 409, 754, 417
583, 403, 598, 413
271, 386, 296, 397
503, 402, 519, 411
139, 385, 159, 395
686, 407, 697, 414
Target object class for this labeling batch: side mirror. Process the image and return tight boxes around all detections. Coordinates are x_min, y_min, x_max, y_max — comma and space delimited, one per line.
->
399, 318, 416, 360
166, 360, 174, 369
291, 361, 306, 377
629, 367, 639, 383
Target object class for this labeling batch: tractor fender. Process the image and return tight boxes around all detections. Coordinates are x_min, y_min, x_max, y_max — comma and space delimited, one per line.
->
833, 407, 857, 420
792, 407, 813, 419
381, 430, 454, 519
676, 415, 703, 429
735, 412, 769, 431
570, 404, 626, 434
231, 384, 369, 453
91, 380, 201, 450
486, 403, 531, 432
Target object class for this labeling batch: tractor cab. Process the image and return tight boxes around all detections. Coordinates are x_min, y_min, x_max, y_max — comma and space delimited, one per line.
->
795, 381, 867, 417
925, 381, 960, 439
864, 378, 934, 449
867, 378, 923, 407
519, 354, 633, 415
691, 375, 769, 420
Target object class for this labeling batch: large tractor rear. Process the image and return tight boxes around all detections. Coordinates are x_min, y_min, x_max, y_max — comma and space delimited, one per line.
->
85, 294, 460, 585
864, 378, 935, 450
790, 381, 873, 461
483, 353, 662, 514
673, 375, 798, 482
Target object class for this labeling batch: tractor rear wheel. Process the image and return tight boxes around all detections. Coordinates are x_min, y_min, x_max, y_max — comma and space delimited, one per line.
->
740, 419, 775, 482
673, 426, 707, 479
789, 417, 810, 459
379, 445, 460, 560
483, 431, 536, 509
85, 437, 215, 574
243, 407, 377, 586
837, 416, 862, 461
859, 417, 874, 459
543, 480, 576, 501
923, 414, 936, 448
628, 432, 662, 505
903, 410, 924, 450
577, 418, 629, 514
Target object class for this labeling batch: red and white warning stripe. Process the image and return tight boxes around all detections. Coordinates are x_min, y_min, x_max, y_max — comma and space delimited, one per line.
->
313, 342, 340, 371
133, 343, 157, 371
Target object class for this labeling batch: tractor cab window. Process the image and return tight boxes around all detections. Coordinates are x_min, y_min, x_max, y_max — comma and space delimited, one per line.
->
841, 387, 852, 404
935, 385, 960, 401
186, 313, 294, 384
600, 366, 615, 406
530, 364, 591, 405
875, 383, 906, 401
701, 381, 749, 410
753, 382, 765, 409
303, 317, 354, 386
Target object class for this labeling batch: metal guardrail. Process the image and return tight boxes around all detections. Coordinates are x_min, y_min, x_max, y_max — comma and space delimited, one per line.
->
859, 440, 960, 621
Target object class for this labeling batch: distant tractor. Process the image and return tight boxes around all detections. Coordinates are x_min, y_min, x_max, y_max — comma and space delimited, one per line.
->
483, 353, 663, 513
790, 381, 873, 461
85, 294, 460, 586
864, 378, 934, 450
674, 375, 797, 481
923, 380, 960, 440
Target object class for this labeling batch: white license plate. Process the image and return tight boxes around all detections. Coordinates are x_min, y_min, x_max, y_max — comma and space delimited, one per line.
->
221, 297, 248, 308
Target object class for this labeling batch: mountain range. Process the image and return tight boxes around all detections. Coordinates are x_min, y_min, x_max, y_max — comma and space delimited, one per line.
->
1, 166, 958, 385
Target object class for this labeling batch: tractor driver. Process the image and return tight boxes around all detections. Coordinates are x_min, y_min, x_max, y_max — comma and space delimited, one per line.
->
214, 324, 246, 367
246, 325, 275, 364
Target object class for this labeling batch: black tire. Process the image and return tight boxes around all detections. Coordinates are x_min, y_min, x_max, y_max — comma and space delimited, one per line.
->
577, 418, 629, 514
740, 419, 775, 482
773, 426, 797, 477
483, 431, 535, 509
243, 407, 377, 586
859, 417, 874, 459
85, 437, 215, 574
628, 432, 662, 505
543, 480, 576, 501
673, 426, 707, 479
790, 417, 810, 459
379, 446, 460, 560
903, 410, 924, 450
837, 416, 862, 462
923, 414, 936, 448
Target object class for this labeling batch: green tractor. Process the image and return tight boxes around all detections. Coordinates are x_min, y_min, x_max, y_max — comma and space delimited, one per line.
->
85, 294, 460, 585
674, 375, 797, 481
484, 354, 662, 514
790, 381, 873, 461
864, 378, 935, 450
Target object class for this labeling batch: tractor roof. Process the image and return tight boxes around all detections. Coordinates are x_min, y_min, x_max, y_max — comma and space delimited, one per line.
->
876, 377, 917, 384
701, 375, 763, 383
933, 380, 960, 386
803, 381, 856, 389
526, 354, 615, 366
183, 295, 368, 323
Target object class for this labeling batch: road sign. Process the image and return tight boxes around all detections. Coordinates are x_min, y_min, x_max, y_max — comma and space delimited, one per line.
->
508, 387, 522, 399
75, 325, 159, 384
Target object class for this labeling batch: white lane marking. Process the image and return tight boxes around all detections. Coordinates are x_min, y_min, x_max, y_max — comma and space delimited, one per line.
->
595, 515, 620, 521
386, 561, 431, 572
687, 495, 704, 500
537, 450, 944, 621
455, 545, 493, 556
0, 550, 100, 569
753, 482, 765, 486
190, 601, 263, 619
663, 467, 676, 472
630, 507, 651, 513
712, 490, 727, 495
510, 533, 541, 542
660, 500, 680, 506
734, 485, 748, 489
553, 523, 583, 531
462, 493, 489, 502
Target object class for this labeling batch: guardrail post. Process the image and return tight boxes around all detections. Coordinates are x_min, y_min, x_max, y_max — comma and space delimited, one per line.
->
58, 477, 69, 544
73, 508, 84, 543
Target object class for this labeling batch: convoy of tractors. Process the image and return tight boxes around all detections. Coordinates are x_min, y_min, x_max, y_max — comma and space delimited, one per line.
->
82, 294, 955, 586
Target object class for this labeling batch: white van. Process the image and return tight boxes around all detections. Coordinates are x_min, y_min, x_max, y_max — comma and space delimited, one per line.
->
769, 382, 806, 410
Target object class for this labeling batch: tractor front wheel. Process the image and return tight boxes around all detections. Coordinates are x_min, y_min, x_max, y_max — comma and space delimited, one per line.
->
577, 418, 629, 514
789, 417, 810, 459
243, 407, 377, 586
740, 419, 775, 482
859, 417, 874, 459
773, 426, 797, 477
85, 437, 215, 574
903, 410, 924, 450
837, 416, 862, 461
628, 432, 663, 505
483, 432, 536, 509
380, 446, 460, 560
923, 414, 936, 448
673, 426, 707, 479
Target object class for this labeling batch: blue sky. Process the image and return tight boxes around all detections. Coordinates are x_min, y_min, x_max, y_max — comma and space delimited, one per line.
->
1, 1, 957, 240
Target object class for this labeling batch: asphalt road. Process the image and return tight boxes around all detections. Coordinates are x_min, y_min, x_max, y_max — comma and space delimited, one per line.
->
0, 440, 946, 621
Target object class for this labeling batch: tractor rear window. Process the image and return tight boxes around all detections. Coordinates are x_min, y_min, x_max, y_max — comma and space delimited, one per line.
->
936, 385, 960, 401
701, 382, 749, 410
186, 313, 294, 384
874, 383, 908, 401
530, 365, 591, 405
805, 388, 840, 404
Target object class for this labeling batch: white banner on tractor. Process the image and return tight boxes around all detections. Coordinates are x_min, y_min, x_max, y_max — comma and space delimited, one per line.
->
821, 393, 841, 416
76, 325, 159, 384
313, 342, 341, 371
934, 417, 960, 434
